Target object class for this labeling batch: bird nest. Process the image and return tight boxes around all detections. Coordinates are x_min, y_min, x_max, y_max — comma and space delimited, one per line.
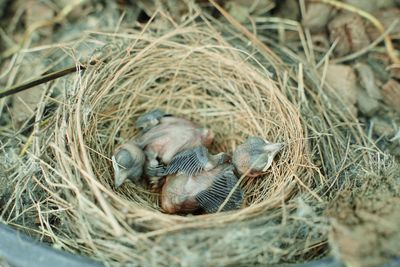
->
83, 31, 313, 216
3, 15, 344, 266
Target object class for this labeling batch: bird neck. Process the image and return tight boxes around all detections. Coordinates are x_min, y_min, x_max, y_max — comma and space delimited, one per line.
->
210, 153, 225, 165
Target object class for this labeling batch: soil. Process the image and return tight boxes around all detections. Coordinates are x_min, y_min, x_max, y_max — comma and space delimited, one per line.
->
326, 162, 400, 267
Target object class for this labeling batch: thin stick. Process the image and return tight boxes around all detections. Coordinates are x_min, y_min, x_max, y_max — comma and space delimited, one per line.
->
0, 66, 81, 98
0, 59, 102, 99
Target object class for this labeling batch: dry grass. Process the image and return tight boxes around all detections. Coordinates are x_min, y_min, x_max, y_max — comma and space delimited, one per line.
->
1, 7, 396, 267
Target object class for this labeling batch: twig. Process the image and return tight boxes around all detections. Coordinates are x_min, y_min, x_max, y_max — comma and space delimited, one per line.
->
0, 59, 101, 99
0, 66, 81, 99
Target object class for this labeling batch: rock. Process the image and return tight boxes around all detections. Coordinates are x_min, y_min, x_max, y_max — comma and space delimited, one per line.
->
357, 89, 380, 116
324, 64, 359, 114
302, 3, 334, 32
355, 63, 382, 100
328, 12, 370, 56
354, 63, 382, 116
382, 79, 400, 112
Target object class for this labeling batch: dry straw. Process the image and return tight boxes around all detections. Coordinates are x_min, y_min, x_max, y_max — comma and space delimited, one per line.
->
1, 9, 392, 267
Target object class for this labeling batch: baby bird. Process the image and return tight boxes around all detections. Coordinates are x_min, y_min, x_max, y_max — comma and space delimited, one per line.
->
161, 164, 243, 214
136, 110, 215, 189
232, 137, 283, 178
163, 146, 230, 176
112, 141, 145, 187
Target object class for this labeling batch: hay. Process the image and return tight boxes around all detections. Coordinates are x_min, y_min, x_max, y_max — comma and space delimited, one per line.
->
1, 8, 397, 267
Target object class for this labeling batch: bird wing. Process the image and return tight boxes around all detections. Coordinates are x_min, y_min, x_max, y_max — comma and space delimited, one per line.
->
163, 146, 209, 176
195, 168, 243, 213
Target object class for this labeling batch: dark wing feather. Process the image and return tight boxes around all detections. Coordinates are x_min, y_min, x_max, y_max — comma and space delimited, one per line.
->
195, 168, 243, 213
163, 146, 209, 176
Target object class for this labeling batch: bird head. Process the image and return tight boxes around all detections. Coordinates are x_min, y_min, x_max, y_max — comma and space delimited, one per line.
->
135, 109, 168, 133
112, 143, 145, 187
233, 137, 283, 176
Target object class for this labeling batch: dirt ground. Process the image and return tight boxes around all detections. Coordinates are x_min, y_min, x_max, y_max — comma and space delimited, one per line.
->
326, 159, 400, 267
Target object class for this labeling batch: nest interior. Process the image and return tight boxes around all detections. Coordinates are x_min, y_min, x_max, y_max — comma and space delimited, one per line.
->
2, 11, 398, 267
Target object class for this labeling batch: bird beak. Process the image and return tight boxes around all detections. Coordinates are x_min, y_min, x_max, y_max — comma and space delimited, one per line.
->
115, 174, 128, 188
264, 142, 283, 153
262, 143, 283, 172
112, 155, 127, 188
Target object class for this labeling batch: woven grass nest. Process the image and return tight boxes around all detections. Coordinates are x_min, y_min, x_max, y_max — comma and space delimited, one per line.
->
6, 13, 384, 266
66, 26, 312, 228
